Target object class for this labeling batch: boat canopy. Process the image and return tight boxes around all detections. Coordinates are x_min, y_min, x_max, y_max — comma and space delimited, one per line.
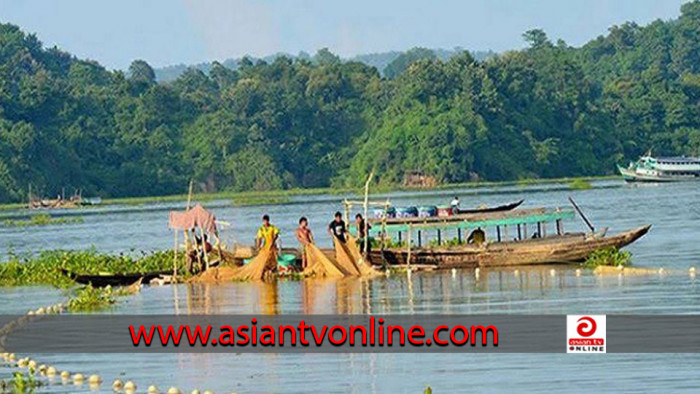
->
366, 208, 575, 234
168, 204, 217, 233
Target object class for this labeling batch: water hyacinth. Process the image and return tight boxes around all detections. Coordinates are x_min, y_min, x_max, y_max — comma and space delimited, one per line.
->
0, 249, 188, 287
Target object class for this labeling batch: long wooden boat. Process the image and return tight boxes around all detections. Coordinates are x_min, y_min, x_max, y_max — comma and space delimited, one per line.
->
369, 200, 524, 225
363, 204, 650, 269
370, 226, 650, 268
61, 269, 170, 287
457, 199, 524, 214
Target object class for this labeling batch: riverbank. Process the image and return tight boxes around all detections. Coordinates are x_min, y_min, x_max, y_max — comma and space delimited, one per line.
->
0, 175, 619, 211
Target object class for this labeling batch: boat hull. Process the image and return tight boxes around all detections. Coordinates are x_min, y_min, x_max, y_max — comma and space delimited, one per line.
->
618, 165, 699, 182
369, 225, 651, 268
62, 269, 170, 287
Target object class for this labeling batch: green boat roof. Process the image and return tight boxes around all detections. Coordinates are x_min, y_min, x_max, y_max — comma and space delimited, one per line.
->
363, 209, 575, 234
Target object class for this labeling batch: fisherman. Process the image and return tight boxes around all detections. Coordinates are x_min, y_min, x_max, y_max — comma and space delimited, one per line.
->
328, 211, 347, 243
467, 227, 486, 245
355, 213, 372, 255
450, 196, 461, 214
256, 214, 280, 251
296, 217, 314, 269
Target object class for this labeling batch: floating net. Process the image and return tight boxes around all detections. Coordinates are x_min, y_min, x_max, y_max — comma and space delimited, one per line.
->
302, 243, 347, 278
227, 244, 278, 281
345, 236, 380, 277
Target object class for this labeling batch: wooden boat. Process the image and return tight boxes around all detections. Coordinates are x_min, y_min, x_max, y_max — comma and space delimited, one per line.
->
61, 269, 170, 287
370, 200, 524, 224
363, 205, 650, 269
457, 199, 524, 214
370, 226, 650, 268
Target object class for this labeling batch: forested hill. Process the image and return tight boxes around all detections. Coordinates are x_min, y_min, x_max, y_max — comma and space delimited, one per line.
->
153, 48, 497, 82
1, 2, 700, 203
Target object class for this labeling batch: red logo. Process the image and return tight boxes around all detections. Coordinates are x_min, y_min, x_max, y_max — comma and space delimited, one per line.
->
576, 316, 597, 337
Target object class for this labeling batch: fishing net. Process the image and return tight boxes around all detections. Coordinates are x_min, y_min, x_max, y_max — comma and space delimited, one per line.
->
190, 266, 239, 284
228, 244, 278, 281
332, 237, 364, 276
302, 243, 347, 278
345, 236, 380, 277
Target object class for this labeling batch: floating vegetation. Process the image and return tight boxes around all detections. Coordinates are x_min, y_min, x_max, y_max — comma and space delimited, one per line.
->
66, 285, 117, 312
232, 195, 291, 206
428, 237, 462, 247
584, 247, 631, 268
0, 371, 43, 393
568, 179, 592, 190
2, 214, 84, 228
0, 250, 187, 287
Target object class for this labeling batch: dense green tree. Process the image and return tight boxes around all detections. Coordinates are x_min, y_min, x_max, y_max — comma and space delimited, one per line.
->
1, 1, 700, 203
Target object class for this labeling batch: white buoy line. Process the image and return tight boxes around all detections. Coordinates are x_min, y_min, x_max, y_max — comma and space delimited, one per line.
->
0, 301, 214, 394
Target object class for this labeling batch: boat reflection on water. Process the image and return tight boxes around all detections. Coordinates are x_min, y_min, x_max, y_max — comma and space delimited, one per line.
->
170, 265, 650, 316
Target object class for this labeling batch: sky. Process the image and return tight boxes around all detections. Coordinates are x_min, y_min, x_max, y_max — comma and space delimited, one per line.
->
0, 0, 689, 70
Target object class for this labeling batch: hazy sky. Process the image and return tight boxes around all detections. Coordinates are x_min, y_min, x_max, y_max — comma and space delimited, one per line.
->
0, 0, 688, 70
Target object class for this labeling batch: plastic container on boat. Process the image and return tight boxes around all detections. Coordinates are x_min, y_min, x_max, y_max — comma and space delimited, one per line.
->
373, 207, 397, 219
277, 254, 296, 268
396, 206, 418, 218
417, 205, 437, 218
437, 205, 453, 217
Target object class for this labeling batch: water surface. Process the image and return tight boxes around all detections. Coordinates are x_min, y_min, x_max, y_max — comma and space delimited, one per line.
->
1, 180, 699, 392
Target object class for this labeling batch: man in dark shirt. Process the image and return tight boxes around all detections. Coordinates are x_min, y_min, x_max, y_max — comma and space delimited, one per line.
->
355, 213, 372, 255
328, 211, 347, 243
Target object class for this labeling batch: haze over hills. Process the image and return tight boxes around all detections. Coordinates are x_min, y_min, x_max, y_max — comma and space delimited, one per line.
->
153, 48, 498, 82
0, 1, 699, 203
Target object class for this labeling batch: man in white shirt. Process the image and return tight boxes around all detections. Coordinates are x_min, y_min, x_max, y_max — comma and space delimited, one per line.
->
450, 196, 460, 214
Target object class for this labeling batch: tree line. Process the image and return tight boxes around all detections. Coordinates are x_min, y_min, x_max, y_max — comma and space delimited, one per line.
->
1, 1, 700, 202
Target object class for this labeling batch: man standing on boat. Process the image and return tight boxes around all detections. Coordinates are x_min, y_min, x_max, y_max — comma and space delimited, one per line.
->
296, 217, 314, 269
355, 213, 372, 255
256, 214, 280, 251
451, 196, 461, 214
328, 211, 347, 243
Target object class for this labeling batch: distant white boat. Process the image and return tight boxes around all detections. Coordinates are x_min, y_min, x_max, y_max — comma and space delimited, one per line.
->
618, 152, 700, 182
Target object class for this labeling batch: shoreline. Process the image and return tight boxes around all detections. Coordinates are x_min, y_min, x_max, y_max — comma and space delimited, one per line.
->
0, 175, 619, 212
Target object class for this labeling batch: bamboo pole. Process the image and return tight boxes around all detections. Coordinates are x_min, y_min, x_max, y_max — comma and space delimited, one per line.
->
362, 171, 374, 259
186, 179, 194, 210
406, 224, 412, 267
343, 199, 350, 227
173, 230, 178, 279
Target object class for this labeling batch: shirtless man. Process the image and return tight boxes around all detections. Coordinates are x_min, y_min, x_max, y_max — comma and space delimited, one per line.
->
296, 217, 314, 269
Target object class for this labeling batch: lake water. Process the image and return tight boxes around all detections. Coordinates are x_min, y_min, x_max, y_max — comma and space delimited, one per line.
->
1, 180, 699, 393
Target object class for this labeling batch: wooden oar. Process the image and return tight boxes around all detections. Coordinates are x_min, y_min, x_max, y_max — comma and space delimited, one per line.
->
568, 197, 595, 233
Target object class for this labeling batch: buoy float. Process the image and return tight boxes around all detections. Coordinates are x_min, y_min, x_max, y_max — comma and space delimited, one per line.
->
17, 358, 28, 368
659, 268, 665, 274
27, 360, 37, 370
191, 390, 201, 394
113, 379, 124, 390
549, 269, 556, 277
88, 374, 102, 385
124, 381, 137, 391
36, 307, 45, 315
38, 364, 47, 374
575, 269, 582, 277
60, 370, 70, 379
7, 353, 15, 361
167, 387, 181, 394
147, 384, 159, 393
73, 373, 85, 384
513, 269, 519, 276
203, 390, 214, 394
46, 366, 57, 376
451, 268, 457, 278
